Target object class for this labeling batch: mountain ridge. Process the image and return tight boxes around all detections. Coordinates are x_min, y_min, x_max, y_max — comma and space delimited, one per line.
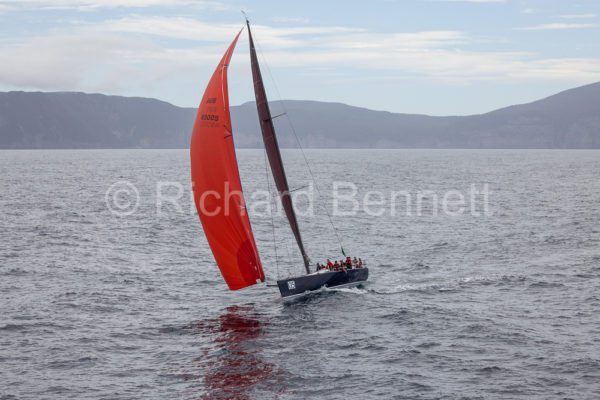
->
1, 82, 599, 149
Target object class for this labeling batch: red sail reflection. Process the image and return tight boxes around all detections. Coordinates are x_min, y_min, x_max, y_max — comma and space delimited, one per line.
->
188, 305, 284, 400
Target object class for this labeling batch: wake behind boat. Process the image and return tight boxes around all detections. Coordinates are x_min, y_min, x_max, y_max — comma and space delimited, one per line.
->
190, 15, 369, 300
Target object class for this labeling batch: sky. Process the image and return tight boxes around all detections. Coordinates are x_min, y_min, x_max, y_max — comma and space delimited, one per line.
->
1, 0, 600, 115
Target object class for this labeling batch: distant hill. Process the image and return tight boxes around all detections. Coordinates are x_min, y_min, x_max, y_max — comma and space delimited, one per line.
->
1, 82, 599, 149
0, 92, 193, 149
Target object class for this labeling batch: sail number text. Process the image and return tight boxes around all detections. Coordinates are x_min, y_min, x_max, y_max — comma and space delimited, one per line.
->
201, 114, 219, 122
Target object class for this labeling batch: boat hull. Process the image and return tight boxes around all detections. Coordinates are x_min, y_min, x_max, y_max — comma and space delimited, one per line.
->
277, 268, 369, 300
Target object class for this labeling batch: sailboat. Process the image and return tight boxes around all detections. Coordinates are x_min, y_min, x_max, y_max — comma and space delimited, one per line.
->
190, 18, 368, 300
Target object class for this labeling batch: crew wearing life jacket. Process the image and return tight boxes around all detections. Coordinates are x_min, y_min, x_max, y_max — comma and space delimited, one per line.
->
321, 257, 367, 270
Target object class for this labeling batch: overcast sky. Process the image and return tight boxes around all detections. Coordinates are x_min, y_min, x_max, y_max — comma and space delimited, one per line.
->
1, 0, 599, 115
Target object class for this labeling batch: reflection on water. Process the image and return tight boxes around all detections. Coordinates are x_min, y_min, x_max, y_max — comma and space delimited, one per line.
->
188, 304, 283, 400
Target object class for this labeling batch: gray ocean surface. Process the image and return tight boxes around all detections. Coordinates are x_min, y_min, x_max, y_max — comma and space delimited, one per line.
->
1, 149, 599, 400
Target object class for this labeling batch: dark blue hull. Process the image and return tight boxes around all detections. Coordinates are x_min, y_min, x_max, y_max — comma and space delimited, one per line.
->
277, 268, 369, 299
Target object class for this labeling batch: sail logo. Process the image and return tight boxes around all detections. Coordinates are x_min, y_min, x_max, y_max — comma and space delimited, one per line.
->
287, 281, 296, 290
206, 97, 217, 104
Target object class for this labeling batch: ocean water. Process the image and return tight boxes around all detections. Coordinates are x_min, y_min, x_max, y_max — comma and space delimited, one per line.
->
1, 149, 600, 400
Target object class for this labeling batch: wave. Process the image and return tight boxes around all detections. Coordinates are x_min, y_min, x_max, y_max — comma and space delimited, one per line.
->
528, 281, 565, 289
324, 286, 368, 295
0, 268, 29, 276
0, 322, 72, 332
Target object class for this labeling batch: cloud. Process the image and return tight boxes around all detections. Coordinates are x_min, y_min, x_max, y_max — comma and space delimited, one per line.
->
0, 26, 222, 92
272, 16, 310, 24
0, 0, 230, 11
1, 16, 600, 98
261, 48, 600, 84
517, 23, 598, 31
0, 33, 143, 89
557, 13, 597, 19
429, 0, 505, 3
505, 58, 600, 80
97, 16, 363, 48
96, 15, 465, 49
315, 31, 467, 50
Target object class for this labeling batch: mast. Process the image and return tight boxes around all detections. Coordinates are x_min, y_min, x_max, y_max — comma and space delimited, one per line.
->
245, 18, 311, 274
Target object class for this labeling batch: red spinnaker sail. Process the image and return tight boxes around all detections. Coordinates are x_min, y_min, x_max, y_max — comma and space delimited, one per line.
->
190, 30, 265, 290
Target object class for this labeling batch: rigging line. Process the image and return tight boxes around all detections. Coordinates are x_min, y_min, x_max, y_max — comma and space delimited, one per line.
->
220, 40, 234, 114
264, 147, 280, 279
284, 236, 293, 277
252, 34, 347, 256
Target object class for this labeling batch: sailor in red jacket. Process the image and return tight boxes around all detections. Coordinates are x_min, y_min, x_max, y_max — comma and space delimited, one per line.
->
326, 259, 334, 270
